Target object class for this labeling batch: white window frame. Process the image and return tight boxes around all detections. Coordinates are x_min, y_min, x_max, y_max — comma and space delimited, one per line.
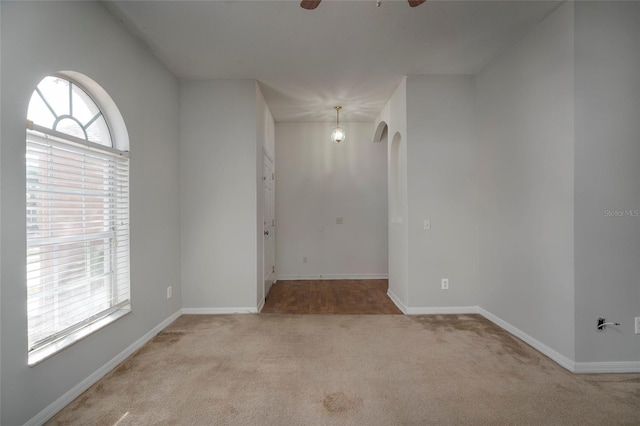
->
26, 76, 130, 366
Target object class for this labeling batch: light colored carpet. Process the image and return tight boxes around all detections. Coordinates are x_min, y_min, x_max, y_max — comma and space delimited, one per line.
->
48, 314, 640, 425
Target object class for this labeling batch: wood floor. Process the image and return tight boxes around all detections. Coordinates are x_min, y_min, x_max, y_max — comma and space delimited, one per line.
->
261, 279, 403, 314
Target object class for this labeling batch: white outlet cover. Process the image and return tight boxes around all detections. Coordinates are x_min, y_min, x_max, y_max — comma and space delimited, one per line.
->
424, 219, 431, 230
441, 278, 449, 290
635, 317, 640, 335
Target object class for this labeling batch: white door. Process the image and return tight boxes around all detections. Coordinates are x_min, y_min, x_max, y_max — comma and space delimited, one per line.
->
263, 152, 275, 298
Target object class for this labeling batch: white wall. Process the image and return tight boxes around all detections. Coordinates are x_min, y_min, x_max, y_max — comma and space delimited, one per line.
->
574, 1, 640, 364
0, 2, 181, 424
180, 80, 259, 310
406, 75, 479, 310
476, 2, 575, 360
257, 85, 276, 160
275, 122, 388, 279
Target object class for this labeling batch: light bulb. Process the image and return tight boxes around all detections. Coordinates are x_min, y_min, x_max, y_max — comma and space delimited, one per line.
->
331, 126, 346, 143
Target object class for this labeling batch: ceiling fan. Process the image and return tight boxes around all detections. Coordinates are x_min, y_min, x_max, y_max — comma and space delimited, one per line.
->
301, 0, 426, 10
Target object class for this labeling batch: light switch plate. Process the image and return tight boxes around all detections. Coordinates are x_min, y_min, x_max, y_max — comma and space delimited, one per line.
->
424, 219, 431, 230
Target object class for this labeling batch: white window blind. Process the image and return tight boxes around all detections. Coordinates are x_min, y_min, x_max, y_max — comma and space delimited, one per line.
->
26, 130, 130, 362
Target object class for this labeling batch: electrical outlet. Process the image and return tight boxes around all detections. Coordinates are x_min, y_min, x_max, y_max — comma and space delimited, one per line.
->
635, 317, 640, 335
167, 286, 172, 299
441, 278, 449, 290
597, 317, 605, 332
424, 219, 431, 230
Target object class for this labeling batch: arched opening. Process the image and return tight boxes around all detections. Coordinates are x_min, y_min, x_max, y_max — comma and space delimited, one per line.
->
373, 121, 388, 144
390, 132, 402, 223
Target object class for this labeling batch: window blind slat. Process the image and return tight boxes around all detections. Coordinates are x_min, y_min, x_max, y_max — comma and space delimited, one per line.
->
27, 162, 129, 182
27, 131, 128, 159
29, 300, 130, 352
29, 284, 129, 316
27, 232, 129, 248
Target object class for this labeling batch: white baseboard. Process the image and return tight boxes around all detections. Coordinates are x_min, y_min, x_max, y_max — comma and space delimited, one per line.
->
257, 297, 265, 313
386, 289, 407, 314
26, 309, 183, 426
182, 307, 258, 314
277, 274, 389, 280
386, 294, 479, 315
406, 306, 480, 315
573, 361, 640, 374
386, 302, 639, 374
477, 307, 576, 372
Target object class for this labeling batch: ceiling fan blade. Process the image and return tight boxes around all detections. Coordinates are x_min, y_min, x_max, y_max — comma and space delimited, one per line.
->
300, 0, 322, 10
408, 0, 427, 7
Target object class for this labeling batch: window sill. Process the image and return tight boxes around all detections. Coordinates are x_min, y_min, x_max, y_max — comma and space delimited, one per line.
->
28, 308, 131, 367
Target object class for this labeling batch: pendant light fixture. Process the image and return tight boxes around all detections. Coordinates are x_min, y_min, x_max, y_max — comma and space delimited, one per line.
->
330, 106, 346, 144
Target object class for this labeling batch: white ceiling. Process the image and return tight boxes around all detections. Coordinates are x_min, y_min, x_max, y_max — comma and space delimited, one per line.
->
103, 0, 562, 122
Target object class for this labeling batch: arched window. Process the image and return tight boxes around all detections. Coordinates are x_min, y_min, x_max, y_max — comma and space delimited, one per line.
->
390, 132, 403, 223
26, 74, 130, 365
27, 76, 112, 145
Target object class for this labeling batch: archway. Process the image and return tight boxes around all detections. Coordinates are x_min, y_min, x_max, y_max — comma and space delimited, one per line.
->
389, 131, 402, 223
373, 121, 389, 144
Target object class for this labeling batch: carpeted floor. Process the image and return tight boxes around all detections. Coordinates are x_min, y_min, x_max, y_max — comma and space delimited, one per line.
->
48, 314, 640, 425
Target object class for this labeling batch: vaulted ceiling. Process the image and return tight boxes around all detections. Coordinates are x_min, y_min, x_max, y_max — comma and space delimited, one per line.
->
102, 0, 562, 122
